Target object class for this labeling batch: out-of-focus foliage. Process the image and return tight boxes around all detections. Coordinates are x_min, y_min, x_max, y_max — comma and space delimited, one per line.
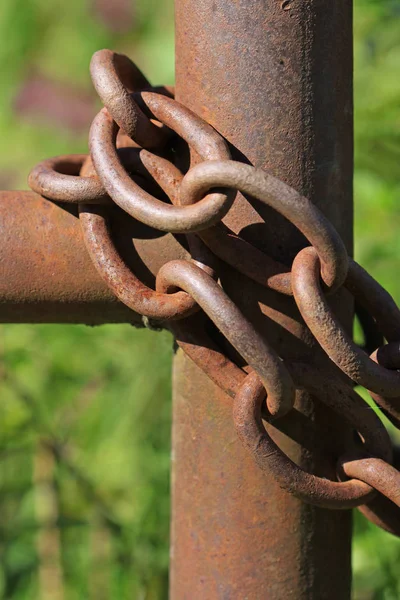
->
0, 0, 174, 189
353, 2, 400, 598
0, 0, 398, 598
355, 0, 400, 301
0, 325, 173, 599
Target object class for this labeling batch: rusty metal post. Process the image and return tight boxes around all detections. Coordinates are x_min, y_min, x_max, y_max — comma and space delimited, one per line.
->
172, 1, 353, 598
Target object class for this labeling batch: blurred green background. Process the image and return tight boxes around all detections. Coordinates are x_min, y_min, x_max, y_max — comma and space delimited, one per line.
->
0, 0, 399, 598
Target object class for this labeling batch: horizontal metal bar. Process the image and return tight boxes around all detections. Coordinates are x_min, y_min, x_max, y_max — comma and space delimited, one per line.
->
0, 191, 187, 324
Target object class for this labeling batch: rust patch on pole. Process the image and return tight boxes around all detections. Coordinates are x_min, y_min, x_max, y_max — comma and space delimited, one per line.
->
172, 0, 353, 598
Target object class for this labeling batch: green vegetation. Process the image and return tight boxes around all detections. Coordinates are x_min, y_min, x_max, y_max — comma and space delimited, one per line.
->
0, 0, 399, 597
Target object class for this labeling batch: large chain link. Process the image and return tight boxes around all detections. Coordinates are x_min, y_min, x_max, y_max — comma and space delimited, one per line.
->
28, 49, 400, 536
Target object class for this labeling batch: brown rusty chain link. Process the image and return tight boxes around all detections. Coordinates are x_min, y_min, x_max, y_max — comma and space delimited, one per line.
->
29, 49, 400, 535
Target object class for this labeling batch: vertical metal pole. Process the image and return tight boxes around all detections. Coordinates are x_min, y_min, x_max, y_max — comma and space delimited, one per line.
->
172, 1, 353, 598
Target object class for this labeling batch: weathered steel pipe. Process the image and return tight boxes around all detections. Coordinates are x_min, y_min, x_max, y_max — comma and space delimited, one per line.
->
0, 190, 187, 324
172, 0, 353, 598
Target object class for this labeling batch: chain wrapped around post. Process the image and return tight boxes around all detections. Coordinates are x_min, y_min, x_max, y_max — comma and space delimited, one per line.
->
28, 50, 400, 537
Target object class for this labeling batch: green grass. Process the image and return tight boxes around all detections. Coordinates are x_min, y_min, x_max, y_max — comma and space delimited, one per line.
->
0, 0, 399, 597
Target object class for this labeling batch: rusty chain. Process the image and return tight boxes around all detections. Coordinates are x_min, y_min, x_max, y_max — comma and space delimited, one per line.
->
29, 49, 400, 537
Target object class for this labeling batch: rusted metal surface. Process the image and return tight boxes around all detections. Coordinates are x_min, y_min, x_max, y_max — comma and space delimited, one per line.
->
89, 94, 234, 233
157, 259, 294, 417
3, 0, 399, 594
292, 248, 400, 396
28, 155, 109, 203
340, 456, 400, 507
0, 190, 128, 323
28, 147, 171, 204
370, 344, 400, 429
90, 49, 166, 148
352, 450, 400, 536
233, 369, 391, 508
172, 0, 354, 598
15, 35, 400, 547
78, 143, 223, 321
180, 159, 349, 293
0, 190, 187, 323
79, 206, 199, 321
356, 301, 385, 355
171, 314, 245, 399
357, 493, 400, 537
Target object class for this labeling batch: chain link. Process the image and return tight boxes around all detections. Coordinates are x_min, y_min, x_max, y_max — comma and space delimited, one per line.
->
233, 368, 391, 508
28, 50, 400, 536
179, 159, 349, 293
89, 94, 234, 233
